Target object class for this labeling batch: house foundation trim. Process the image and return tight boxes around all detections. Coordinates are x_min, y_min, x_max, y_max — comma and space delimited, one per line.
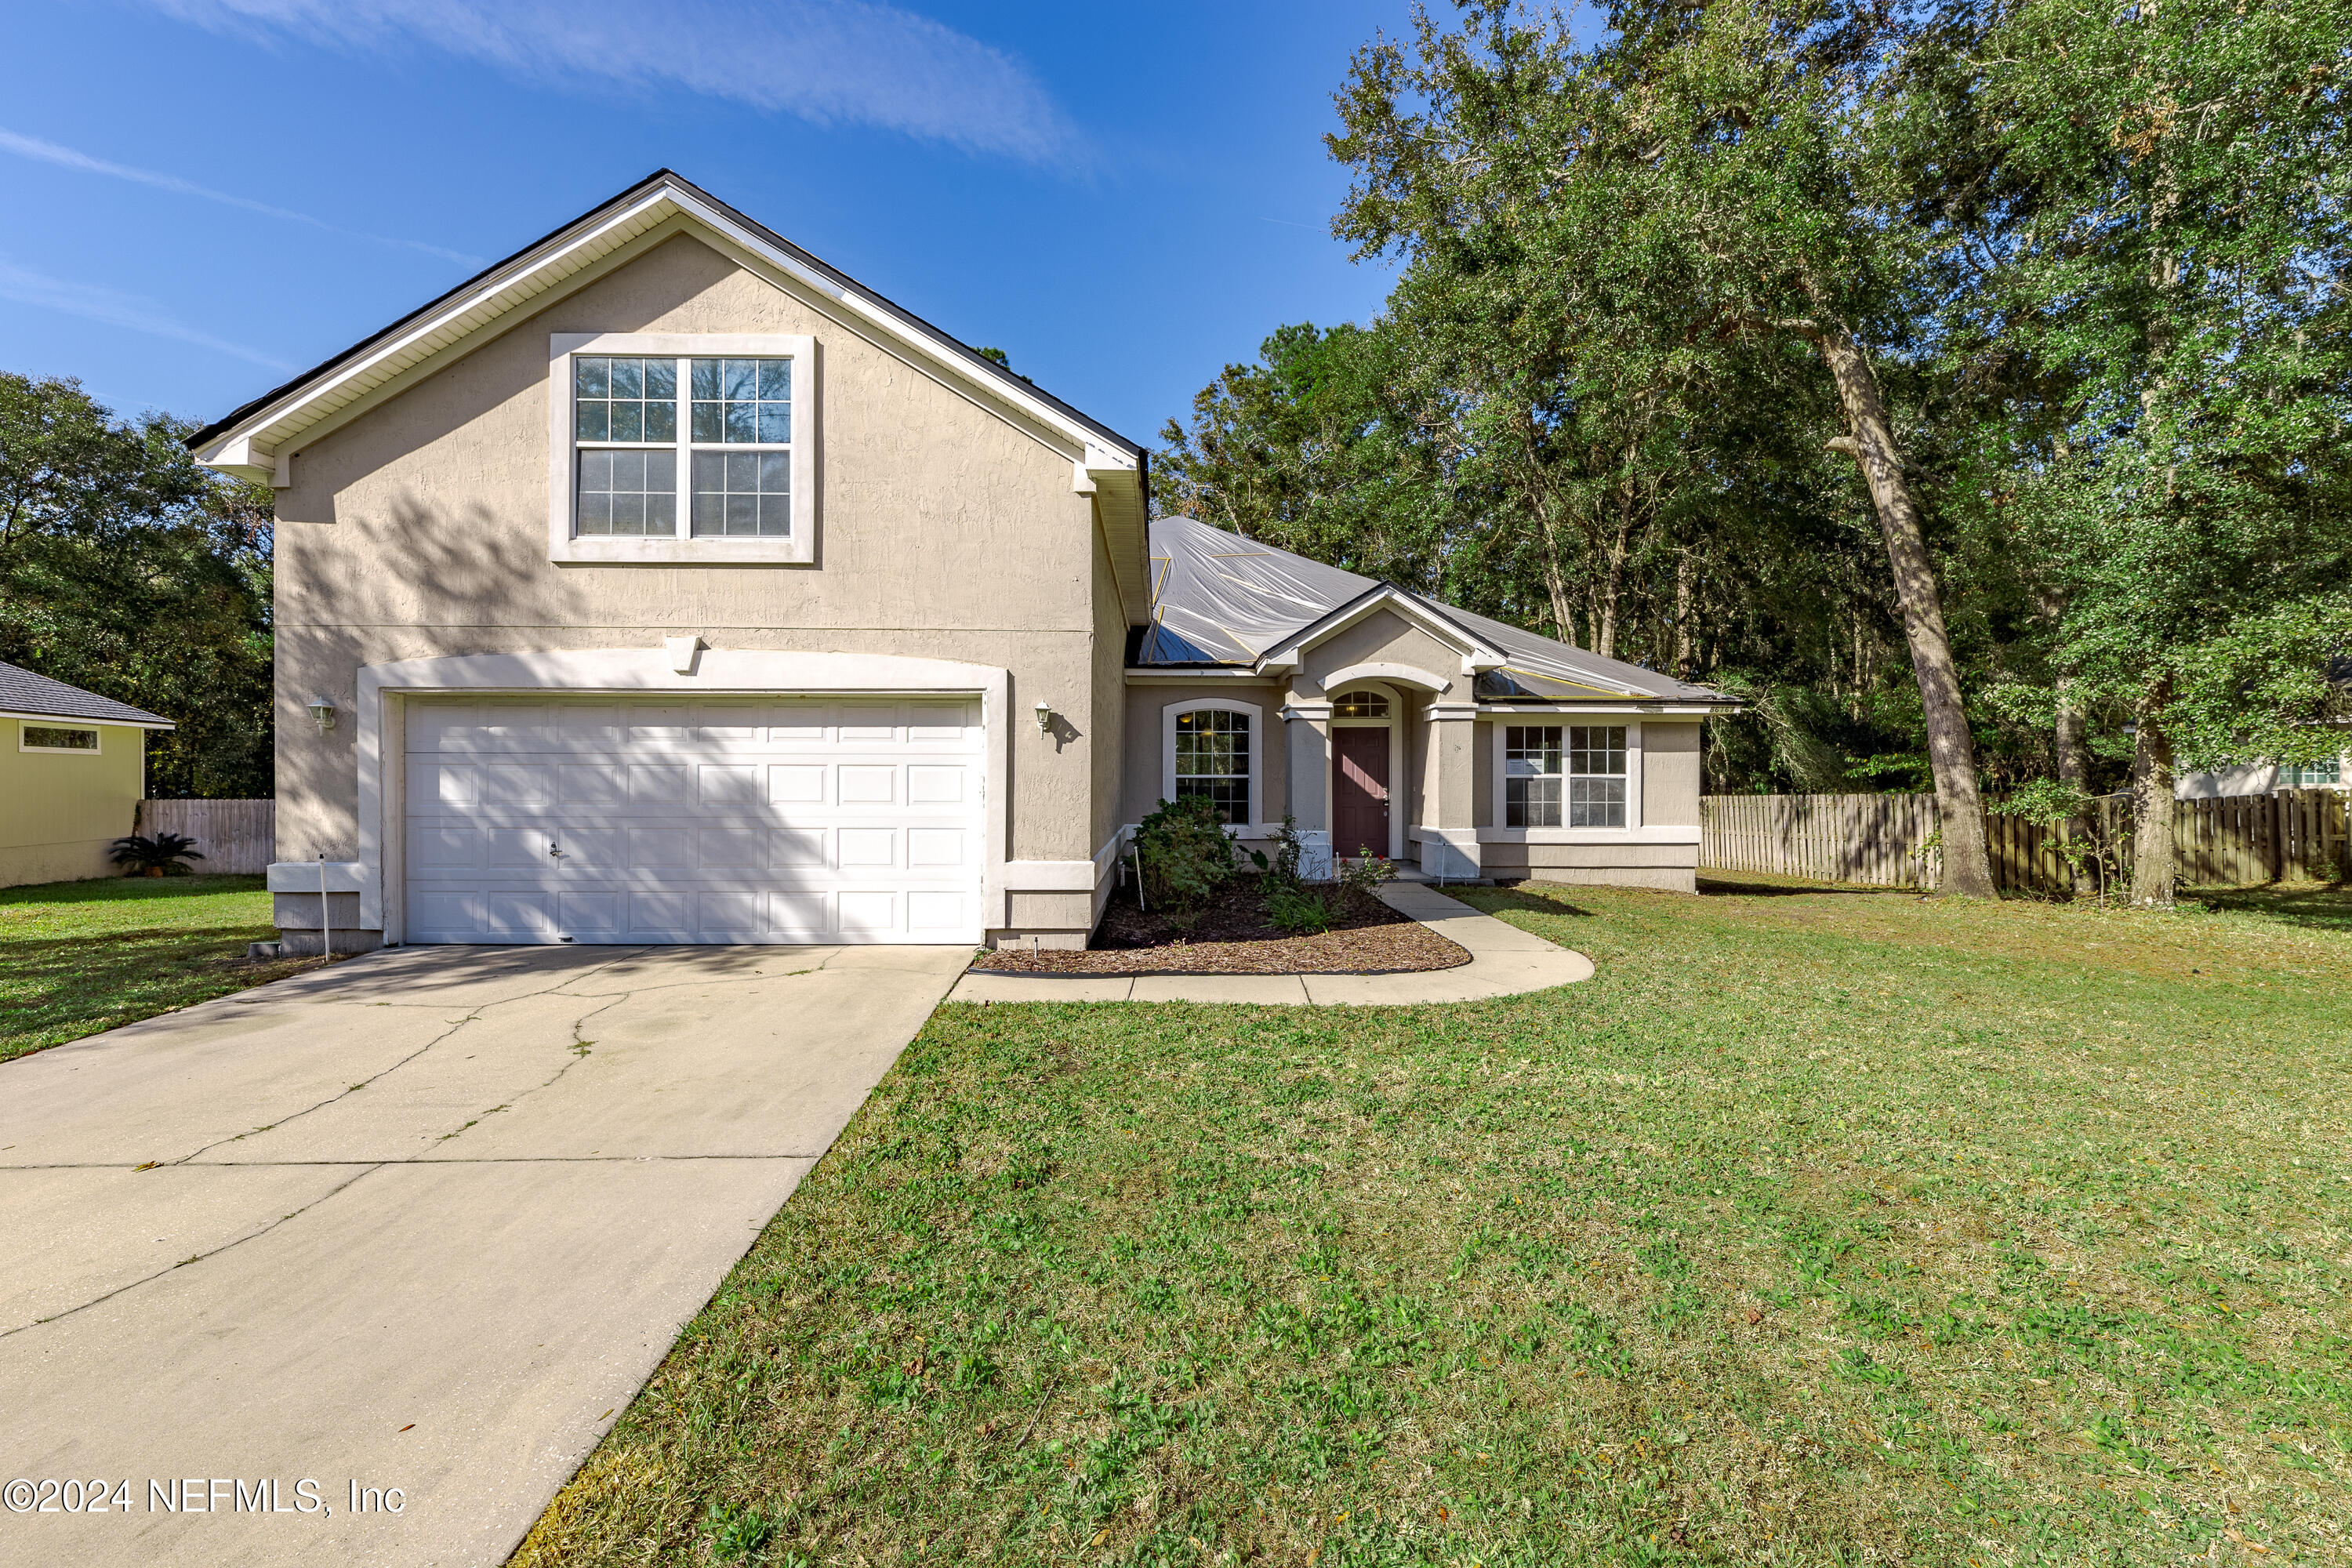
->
350, 648, 1012, 945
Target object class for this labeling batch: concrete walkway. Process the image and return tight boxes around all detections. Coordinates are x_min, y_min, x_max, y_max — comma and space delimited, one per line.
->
0, 942, 966, 1568
946, 882, 1593, 1004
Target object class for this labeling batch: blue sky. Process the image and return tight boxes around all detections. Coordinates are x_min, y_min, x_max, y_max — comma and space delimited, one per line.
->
1, 0, 1426, 449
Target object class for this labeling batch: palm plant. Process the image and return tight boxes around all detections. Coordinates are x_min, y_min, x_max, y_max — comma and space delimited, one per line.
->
108, 831, 205, 877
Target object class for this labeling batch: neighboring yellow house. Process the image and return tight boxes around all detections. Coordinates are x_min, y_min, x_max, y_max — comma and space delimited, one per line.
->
0, 660, 175, 888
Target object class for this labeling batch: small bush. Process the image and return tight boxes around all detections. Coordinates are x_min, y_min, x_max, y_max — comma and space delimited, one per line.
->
1248, 814, 1309, 888
1265, 884, 1335, 935
108, 832, 205, 877
1338, 851, 1398, 901
1136, 794, 1238, 915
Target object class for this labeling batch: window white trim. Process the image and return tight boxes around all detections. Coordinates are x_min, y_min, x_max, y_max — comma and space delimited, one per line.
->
547, 332, 816, 565
17, 722, 102, 753
1490, 720, 1645, 838
1162, 699, 1263, 831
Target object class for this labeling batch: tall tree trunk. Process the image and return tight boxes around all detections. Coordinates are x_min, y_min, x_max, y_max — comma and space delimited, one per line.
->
2129, 682, 2177, 907
1594, 508, 1633, 659
2054, 673, 2093, 895
1671, 547, 1694, 678
1812, 321, 1996, 898
2053, 678, 2089, 792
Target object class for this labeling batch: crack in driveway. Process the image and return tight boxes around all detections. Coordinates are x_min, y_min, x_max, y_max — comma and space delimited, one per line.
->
0, 1163, 387, 1340
160, 950, 659, 1167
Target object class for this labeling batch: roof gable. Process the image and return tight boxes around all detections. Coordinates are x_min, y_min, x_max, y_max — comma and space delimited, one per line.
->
189, 171, 1149, 612
1136, 516, 1736, 706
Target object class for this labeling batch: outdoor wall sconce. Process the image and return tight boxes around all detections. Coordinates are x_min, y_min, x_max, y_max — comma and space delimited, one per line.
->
307, 697, 336, 734
1035, 700, 1054, 732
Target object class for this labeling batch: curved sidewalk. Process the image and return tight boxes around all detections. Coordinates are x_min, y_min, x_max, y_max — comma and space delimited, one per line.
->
946, 882, 1594, 1005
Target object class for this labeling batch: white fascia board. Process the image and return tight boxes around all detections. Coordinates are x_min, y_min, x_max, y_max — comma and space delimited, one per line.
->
1476, 702, 1737, 718
1258, 586, 1502, 674
198, 180, 1131, 477
0, 710, 175, 729
1123, 668, 1273, 683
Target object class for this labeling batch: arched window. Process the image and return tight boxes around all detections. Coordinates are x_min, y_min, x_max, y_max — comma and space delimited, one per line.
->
1163, 700, 1260, 826
1331, 690, 1389, 720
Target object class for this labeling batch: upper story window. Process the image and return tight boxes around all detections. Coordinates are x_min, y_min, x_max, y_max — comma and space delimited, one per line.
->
550, 333, 815, 564
1174, 708, 1251, 824
572, 355, 791, 540
20, 724, 100, 753
1506, 724, 1628, 828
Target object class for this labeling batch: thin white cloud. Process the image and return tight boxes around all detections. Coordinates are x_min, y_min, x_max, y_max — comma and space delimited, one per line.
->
0, 256, 292, 370
0, 129, 482, 267
142, 0, 1084, 165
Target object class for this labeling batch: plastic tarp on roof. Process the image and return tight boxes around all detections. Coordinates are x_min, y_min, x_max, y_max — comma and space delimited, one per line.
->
1138, 515, 1380, 666
1137, 516, 1731, 705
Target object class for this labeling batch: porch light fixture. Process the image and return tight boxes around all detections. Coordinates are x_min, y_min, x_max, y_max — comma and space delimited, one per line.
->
1035, 700, 1053, 732
307, 697, 336, 734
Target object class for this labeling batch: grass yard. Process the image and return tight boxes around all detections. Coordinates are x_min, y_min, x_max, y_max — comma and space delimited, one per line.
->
0, 874, 320, 1063
518, 878, 2352, 1566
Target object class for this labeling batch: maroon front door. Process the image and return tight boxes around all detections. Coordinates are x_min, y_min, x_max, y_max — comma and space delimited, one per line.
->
1333, 727, 1390, 862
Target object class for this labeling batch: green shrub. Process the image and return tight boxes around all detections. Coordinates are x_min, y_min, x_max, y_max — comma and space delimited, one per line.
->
1247, 814, 1308, 888
1338, 851, 1398, 902
1136, 794, 1239, 915
107, 832, 205, 877
1265, 884, 1335, 935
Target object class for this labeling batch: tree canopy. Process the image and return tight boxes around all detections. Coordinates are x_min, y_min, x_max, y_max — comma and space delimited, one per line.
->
0, 372, 274, 798
1159, 0, 2352, 900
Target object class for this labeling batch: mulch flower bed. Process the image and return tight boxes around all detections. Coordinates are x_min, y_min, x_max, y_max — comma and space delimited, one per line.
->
972, 876, 1470, 976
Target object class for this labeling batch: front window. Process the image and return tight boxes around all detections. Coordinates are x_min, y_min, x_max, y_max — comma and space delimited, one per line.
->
1507, 724, 1627, 828
572, 354, 793, 541
2278, 758, 2343, 787
1174, 709, 1250, 824
1568, 725, 1628, 826
1333, 690, 1389, 720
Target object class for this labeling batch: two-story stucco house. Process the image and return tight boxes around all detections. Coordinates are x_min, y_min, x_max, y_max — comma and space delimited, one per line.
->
191, 172, 1734, 956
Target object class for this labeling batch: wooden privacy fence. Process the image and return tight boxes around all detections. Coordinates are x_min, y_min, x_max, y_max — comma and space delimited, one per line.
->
138, 798, 274, 874
1701, 792, 1941, 887
1702, 789, 2350, 895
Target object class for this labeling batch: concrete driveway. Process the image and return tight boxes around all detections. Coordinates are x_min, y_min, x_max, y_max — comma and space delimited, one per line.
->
0, 942, 967, 1567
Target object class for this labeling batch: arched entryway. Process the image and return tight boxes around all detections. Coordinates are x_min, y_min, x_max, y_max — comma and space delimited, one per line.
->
1329, 684, 1402, 862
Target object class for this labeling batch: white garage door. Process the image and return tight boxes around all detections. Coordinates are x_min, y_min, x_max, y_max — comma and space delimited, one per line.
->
402, 696, 985, 945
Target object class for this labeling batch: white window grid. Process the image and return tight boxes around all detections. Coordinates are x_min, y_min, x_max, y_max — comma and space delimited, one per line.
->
547, 332, 815, 566
1174, 708, 1251, 825
572, 354, 793, 541
1504, 724, 1628, 829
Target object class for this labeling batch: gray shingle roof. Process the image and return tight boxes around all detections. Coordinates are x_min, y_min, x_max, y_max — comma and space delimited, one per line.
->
0, 662, 174, 728
1136, 516, 1735, 705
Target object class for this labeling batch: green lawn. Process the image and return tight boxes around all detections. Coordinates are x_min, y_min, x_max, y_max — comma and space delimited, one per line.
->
0, 874, 319, 1063
519, 878, 2352, 1566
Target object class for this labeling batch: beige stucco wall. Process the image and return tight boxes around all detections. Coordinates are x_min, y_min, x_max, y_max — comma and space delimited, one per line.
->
268, 230, 1130, 940
1298, 611, 1465, 699
0, 720, 146, 887
1483, 845, 1697, 892
1642, 721, 1703, 826
1474, 717, 1705, 892
1119, 681, 1289, 829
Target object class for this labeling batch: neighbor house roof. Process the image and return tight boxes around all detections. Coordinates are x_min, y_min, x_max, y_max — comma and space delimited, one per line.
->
185, 169, 1152, 618
1135, 515, 1736, 706
0, 662, 175, 728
